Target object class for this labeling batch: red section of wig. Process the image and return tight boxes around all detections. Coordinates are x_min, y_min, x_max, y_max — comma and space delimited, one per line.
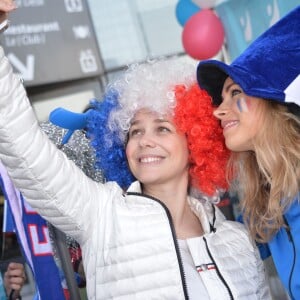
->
174, 83, 229, 196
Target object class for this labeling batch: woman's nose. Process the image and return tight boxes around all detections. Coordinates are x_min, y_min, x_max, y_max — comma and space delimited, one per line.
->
139, 134, 156, 147
213, 103, 229, 119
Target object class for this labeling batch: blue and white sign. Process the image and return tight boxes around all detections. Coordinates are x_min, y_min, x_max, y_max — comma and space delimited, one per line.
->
215, 0, 299, 61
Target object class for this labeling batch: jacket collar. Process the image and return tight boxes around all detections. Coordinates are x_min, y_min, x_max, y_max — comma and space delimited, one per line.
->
127, 181, 143, 193
127, 181, 225, 234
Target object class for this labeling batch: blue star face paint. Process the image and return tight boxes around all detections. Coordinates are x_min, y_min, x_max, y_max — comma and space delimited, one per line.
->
237, 97, 249, 113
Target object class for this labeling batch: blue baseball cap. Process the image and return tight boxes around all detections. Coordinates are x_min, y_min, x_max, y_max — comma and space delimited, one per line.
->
197, 6, 300, 115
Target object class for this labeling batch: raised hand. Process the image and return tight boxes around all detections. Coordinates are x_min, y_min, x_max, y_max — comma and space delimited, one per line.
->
0, 0, 16, 12
0, 0, 17, 32
3, 262, 26, 299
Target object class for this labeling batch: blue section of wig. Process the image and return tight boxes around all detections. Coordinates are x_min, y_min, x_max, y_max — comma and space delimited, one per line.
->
86, 89, 135, 189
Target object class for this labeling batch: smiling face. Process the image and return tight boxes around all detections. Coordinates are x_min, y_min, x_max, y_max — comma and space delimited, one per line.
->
125, 109, 189, 187
213, 77, 267, 152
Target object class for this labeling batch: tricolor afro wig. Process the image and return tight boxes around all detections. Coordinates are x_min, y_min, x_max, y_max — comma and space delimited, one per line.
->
86, 57, 229, 196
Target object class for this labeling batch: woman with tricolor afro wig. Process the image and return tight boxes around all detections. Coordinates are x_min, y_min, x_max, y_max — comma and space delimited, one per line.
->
84, 57, 271, 299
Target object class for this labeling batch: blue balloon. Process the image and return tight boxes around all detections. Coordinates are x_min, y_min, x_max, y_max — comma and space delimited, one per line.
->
175, 0, 200, 27
49, 107, 89, 131
49, 107, 91, 144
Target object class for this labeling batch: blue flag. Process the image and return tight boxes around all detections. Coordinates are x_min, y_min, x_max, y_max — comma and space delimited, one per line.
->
0, 162, 66, 300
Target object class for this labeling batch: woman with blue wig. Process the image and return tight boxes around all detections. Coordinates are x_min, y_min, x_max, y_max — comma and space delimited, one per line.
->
197, 6, 300, 299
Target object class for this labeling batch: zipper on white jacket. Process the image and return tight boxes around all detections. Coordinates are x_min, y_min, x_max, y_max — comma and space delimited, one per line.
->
127, 192, 190, 300
203, 237, 234, 300
204, 204, 234, 299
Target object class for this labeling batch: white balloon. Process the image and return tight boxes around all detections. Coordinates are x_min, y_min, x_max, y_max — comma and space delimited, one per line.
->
191, 0, 227, 9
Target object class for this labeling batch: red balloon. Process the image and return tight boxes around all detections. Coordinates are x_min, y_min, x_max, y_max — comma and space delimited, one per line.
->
182, 9, 224, 60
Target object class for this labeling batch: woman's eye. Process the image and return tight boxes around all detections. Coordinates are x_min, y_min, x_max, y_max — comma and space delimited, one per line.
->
231, 89, 241, 97
129, 129, 141, 137
158, 126, 171, 133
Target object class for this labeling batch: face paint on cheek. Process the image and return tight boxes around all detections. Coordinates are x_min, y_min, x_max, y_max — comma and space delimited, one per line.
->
245, 98, 252, 110
236, 97, 249, 112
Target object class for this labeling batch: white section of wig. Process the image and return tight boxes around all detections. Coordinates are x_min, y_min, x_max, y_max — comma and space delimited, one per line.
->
107, 57, 197, 142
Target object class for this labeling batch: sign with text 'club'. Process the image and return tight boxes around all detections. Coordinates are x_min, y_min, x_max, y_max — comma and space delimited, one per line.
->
0, 0, 103, 87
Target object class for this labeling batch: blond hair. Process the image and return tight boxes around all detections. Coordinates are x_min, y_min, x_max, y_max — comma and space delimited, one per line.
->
229, 102, 300, 242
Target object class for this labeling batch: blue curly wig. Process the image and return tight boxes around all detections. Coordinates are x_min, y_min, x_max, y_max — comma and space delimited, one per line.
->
86, 89, 135, 189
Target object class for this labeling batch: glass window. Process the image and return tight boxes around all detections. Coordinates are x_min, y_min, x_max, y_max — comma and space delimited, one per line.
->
87, 0, 184, 70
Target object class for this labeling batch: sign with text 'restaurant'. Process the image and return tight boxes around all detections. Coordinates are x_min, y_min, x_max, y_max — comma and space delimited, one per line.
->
0, 0, 103, 87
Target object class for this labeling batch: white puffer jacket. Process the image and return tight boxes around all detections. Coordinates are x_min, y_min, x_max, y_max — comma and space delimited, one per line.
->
0, 48, 271, 299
